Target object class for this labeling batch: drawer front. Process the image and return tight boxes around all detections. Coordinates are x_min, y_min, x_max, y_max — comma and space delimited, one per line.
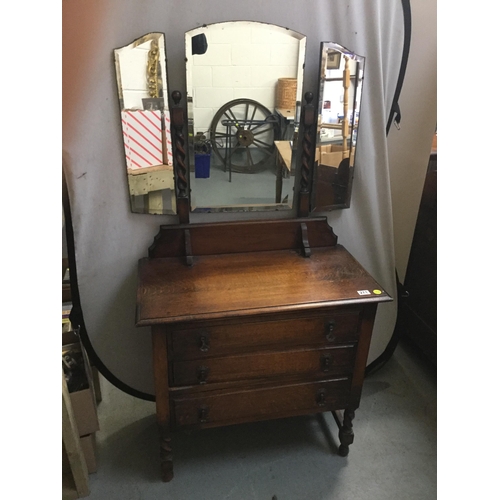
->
171, 309, 361, 360
172, 345, 355, 386
173, 377, 350, 428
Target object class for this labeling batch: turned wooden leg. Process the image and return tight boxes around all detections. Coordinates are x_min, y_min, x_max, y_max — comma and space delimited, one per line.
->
338, 409, 355, 457
159, 426, 173, 482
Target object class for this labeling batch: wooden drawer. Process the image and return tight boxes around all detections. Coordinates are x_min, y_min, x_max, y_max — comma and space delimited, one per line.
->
172, 377, 350, 428
170, 309, 361, 360
172, 345, 355, 386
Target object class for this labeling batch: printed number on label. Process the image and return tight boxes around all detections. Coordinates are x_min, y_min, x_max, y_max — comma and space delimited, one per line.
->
357, 290, 370, 296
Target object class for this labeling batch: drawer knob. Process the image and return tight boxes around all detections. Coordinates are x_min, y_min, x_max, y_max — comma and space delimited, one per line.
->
316, 389, 327, 407
321, 353, 333, 372
199, 335, 210, 352
198, 406, 209, 423
325, 320, 336, 342
197, 366, 209, 384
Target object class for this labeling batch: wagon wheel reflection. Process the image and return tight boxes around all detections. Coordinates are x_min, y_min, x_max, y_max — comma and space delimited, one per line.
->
209, 99, 279, 174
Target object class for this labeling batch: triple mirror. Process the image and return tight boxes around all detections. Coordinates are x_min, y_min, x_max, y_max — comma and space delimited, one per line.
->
113, 29, 366, 216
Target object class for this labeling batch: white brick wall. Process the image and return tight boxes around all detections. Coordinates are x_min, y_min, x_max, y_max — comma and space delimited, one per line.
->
186, 22, 305, 136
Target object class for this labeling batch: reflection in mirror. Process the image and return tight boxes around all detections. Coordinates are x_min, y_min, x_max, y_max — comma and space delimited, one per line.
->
185, 22, 306, 212
311, 42, 365, 211
114, 33, 176, 215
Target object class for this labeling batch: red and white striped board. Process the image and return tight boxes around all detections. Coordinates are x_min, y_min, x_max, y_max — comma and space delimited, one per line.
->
121, 110, 173, 170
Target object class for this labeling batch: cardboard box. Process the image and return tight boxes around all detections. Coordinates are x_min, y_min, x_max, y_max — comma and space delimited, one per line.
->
62, 433, 97, 474
315, 144, 344, 168
80, 434, 97, 474
70, 386, 99, 437
63, 340, 99, 437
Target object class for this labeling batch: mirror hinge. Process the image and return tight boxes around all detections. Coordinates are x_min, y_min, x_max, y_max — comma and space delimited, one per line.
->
301, 222, 311, 258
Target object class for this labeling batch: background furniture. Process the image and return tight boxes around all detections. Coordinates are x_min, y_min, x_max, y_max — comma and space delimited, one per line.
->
400, 141, 437, 364
274, 140, 292, 203
62, 372, 90, 499
62, 261, 100, 497
275, 107, 296, 140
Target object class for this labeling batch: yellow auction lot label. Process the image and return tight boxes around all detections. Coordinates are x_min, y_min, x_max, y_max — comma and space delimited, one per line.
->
373, 289, 382, 295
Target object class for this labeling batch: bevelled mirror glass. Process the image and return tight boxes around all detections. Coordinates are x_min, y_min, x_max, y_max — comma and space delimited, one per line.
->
311, 42, 365, 211
185, 21, 306, 212
114, 33, 176, 215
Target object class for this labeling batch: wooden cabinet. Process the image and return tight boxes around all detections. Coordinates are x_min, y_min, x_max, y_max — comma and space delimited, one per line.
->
136, 217, 391, 481
400, 154, 437, 364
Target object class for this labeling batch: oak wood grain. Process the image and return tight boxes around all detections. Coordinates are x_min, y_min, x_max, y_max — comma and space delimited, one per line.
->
170, 308, 361, 360
172, 377, 350, 429
148, 217, 337, 258
171, 345, 356, 386
152, 327, 170, 424
137, 245, 390, 326
349, 303, 377, 408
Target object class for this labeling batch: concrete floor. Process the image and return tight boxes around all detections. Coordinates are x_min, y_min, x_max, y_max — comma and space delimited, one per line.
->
190, 154, 295, 211
88, 341, 436, 499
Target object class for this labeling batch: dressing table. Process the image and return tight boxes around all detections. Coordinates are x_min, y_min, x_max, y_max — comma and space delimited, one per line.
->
118, 23, 391, 481
137, 218, 390, 481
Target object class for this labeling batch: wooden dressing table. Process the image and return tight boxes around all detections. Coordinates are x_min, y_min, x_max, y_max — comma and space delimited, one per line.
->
136, 217, 391, 481
119, 24, 385, 483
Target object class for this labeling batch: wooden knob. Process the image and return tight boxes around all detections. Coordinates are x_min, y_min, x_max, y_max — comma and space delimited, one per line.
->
172, 90, 181, 105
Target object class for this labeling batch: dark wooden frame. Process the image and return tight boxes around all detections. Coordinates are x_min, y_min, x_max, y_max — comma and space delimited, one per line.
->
170, 91, 190, 224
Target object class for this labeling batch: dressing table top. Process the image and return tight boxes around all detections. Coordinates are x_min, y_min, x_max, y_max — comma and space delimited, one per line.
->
136, 244, 390, 326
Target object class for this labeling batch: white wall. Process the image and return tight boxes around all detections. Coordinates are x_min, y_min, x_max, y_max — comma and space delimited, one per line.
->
186, 22, 303, 135
115, 35, 170, 111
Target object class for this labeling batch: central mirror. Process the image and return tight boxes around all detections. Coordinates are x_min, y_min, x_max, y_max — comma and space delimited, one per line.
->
185, 22, 306, 212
